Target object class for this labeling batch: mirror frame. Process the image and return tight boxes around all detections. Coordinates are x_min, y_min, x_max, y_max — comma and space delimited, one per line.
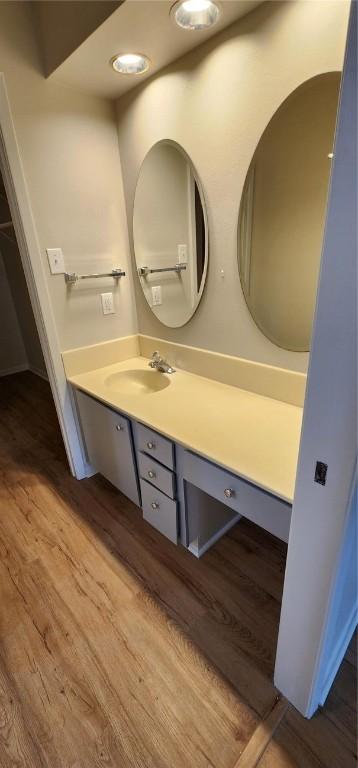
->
133, 139, 209, 329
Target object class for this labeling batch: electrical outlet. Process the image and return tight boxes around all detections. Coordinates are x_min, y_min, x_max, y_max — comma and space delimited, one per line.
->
101, 292, 115, 315
47, 248, 64, 274
177, 244, 188, 264
151, 285, 162, 306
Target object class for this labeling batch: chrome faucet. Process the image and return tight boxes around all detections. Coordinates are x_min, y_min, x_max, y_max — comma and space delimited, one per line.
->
148, 351, 176, 374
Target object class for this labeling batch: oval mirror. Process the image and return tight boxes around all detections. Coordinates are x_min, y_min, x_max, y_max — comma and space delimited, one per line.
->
133, 140, 208, 328
238, 73, 340, 352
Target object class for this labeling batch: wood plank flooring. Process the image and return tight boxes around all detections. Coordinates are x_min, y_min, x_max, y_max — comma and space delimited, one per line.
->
0, 372, 356, 768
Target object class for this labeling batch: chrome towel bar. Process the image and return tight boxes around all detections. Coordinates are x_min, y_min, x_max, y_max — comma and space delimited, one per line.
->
64, 268, 126, 284
138, 264, 186, 277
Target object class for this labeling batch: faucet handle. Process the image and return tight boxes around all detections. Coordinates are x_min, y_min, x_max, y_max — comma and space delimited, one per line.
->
149, 350, 161, 369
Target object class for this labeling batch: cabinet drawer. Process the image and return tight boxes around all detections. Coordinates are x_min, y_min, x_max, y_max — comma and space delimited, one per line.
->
137, 423, 174, 469
138, 452, 176, 499
141, 479, 178, 544
183, 451, 291, 543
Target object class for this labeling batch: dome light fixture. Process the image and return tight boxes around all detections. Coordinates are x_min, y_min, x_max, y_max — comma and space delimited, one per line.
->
111, 53, 150, 75
171, 0, 221, 30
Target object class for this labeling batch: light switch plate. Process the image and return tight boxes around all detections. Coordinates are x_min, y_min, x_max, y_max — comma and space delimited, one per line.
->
46, 248, 64, 274
101, 292, 115, 315
177, 244, 188, 264
151, 285, 162, 306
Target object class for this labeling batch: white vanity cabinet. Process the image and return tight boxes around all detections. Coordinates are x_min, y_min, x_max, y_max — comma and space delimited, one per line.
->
133, 426, 291, 554
134, 423, 179, 544
180, 449, 291, 557
75, 388, 291, 556
76, 390, 140, 506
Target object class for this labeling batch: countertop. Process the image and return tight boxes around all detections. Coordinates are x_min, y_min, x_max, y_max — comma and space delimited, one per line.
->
68, 356, 303, 504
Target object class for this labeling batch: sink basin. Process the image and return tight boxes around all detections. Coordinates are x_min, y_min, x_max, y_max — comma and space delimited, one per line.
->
104, 369, 171, 396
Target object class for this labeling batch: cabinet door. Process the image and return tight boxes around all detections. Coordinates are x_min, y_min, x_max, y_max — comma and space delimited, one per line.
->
76, 390, 140, 506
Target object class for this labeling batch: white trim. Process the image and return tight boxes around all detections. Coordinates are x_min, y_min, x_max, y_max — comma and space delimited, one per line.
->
69, 385, 96, 479
0, 74, 86, 478
274, 5, 356, 717
0, 363, 28, 377
307, 468, 358, 716
318, 605, 358, 709
188, 514, 240, 558
0, 364, 49, 381
29, 365, 48, 381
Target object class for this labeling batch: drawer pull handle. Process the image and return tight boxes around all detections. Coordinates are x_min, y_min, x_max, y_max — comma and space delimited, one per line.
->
224, 488, 235, 499
148, 470, 156, 479
147, 441, 155, 449
116, 424, 124, 431
151, 502, 159, 510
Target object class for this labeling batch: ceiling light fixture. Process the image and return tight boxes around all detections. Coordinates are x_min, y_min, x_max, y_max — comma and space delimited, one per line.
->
171, 0, 221, 30
111, 53, 150, 75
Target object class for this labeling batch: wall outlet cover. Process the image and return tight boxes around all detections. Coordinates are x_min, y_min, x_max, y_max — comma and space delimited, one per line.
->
46, 248, 64, 274
101, 292, 115, 315
151, 285, 162, 306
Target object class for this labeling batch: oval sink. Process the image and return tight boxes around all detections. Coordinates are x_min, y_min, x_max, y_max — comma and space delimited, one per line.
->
104, 369, 171, 396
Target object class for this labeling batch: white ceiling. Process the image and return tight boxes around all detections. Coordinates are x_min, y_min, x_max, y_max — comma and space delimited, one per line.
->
51, 0, 263, 101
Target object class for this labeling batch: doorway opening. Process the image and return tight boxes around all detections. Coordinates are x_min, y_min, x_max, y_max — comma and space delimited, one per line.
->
0, 167, 66, 461
0, 73, 87, 480
0, 170, 47, 381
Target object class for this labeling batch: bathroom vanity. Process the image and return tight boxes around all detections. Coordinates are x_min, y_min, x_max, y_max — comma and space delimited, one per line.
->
65, 71, 337, 560
70, 352, 301, 558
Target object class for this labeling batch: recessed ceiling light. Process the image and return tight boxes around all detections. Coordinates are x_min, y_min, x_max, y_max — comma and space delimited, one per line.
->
171, 0, 221, 30
111, 53, 150, 75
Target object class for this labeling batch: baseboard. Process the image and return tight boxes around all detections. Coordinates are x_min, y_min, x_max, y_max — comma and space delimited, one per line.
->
188, 514, 241, 558
29, 366, 48, 381
0, 362, 28, 377
319, 605, 358, 707
0, 365, 48, 381
84, 461, 96, 479
73, 460, 96, 481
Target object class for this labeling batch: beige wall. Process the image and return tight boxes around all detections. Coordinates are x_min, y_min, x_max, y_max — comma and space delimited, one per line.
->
0, 1, 137, 354
116, 0, 349, 372
31, 1, 121, 76
0, 1, 349, 372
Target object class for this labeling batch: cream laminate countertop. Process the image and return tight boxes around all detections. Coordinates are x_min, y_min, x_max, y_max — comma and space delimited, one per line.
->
68, 356, 303, 504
